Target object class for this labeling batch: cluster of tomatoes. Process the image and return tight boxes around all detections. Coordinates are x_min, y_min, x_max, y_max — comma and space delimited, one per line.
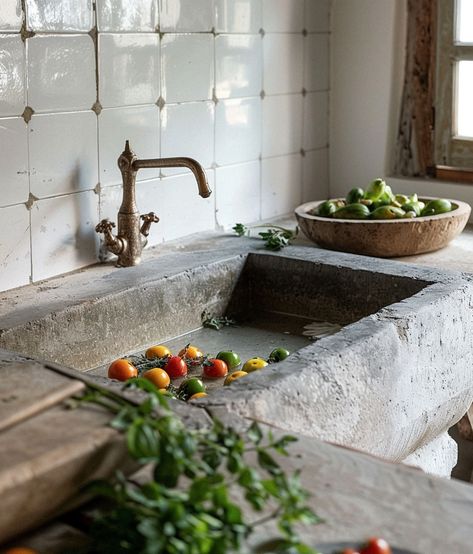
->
341, 537, 392, 554
107, 344, 291, 401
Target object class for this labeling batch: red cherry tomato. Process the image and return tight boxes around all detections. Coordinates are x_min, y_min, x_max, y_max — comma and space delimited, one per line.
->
203, 358, 228, 379
360, 537, 392, 554
164, 356, 188, 379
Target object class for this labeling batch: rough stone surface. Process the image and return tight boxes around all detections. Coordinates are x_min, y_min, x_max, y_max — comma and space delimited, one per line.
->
2, 236, 473, 472
403, 432, 458, 478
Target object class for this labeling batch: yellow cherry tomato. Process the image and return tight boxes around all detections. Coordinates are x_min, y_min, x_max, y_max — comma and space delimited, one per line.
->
224, 371, 248, 386
242, 357, 268, 373
145, 345, 171, 359
143, 368, 171, 389
189, 392, 208, 400
178, 344, 203, 359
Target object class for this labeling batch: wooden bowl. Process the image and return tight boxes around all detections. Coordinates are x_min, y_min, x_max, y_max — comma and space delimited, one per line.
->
295, 197, 471, 258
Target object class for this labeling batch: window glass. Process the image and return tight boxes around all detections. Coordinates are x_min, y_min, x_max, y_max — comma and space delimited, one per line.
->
456, 0, 473, 43
456, 60, 473, 137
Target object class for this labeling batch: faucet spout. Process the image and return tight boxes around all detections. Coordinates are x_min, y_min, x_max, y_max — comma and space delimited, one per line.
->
133, 157, 211, 198
96, 141, 212, 267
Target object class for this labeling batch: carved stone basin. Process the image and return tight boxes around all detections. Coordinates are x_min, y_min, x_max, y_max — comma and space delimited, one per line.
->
1, 236, 473, 475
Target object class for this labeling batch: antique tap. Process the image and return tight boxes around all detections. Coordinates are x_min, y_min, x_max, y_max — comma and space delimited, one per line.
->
96, 141, 211, 267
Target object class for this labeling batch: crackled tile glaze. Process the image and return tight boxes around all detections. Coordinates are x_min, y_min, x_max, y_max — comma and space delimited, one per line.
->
215, 0, 262, 33
0, 117, 28, 207
97, 0, 158, 32
25, 0, 94, 32
0, 34, 25, 116
159, 0, 213, 32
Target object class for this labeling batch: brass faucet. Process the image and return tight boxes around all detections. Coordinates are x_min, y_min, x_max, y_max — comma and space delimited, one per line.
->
96, 140, 211, 267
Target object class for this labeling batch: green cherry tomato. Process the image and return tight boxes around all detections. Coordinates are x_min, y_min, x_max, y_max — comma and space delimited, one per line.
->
269, 347, 291, 363
178, 377, 206, 400
216, 350, 241, 369
346, 187, 364, 204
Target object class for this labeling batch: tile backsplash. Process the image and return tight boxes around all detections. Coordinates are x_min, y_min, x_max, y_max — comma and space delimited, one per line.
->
0, 0, 330, 292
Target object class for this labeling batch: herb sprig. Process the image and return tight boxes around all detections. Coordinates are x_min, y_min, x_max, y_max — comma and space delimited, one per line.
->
77, 380, 321, 554
201, 309, 237, 331
232, 223, 298, 251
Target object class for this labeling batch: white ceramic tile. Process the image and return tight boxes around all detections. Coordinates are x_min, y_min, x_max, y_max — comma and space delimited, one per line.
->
31, 190, 99, 281
0, 117, 29, 207
0, 204, 31, 291
262, 0, 304, 33
99, 183, 123, 221
215, 0, 262, 33
216, 35, 262, 99
0, 34, 25, 116
215, 160, 260, 228
302, 147, 328, 202
0, 1, 23, 32
216, 97, 261, 166
264, 34, 303, 95
29, 111, 98, 198
262, 94, 302, 157
97, 0, 158, 32
99, 105, 160, 186
262, 153, 302, 218
161, 101, 214, 175
305, 0, 330, 33
161, 34, 213, 103
303, 91, 328, 150
27, 35, 95, 112
137, 172, 215, 242
26, 0, 94, 32
99, 34, 160, 108
304, 34, 329, 91
159, 0, 213, 32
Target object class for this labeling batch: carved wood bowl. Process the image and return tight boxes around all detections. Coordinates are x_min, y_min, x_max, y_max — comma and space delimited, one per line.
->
295, 197, 471, 258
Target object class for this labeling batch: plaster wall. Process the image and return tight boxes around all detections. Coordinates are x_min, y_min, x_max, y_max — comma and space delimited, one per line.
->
330, 0, 473, 212
0, 0, 331, 292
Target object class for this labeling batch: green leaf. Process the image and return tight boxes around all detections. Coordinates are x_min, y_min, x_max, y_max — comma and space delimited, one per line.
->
247, 421, 263, 445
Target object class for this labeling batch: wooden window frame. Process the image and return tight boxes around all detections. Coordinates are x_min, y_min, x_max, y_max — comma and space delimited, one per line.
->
435, 0, 473, 173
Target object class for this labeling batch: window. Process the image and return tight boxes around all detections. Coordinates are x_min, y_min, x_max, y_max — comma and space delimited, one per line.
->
435, 0, 473, 172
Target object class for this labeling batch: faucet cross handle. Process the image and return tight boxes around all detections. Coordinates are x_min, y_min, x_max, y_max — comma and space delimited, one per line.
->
95, 219, 116, 234
140, 212, 160, 238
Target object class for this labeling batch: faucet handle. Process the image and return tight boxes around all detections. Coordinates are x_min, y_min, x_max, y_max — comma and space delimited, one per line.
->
140, 212, 160, 237
95, 219, 116, 234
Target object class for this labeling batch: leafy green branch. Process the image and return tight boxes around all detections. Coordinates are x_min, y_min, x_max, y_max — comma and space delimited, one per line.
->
232, 223, 298, 251
76, 379, 321, 554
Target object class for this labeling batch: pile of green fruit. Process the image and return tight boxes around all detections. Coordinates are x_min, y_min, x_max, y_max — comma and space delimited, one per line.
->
312, 178, 454, 220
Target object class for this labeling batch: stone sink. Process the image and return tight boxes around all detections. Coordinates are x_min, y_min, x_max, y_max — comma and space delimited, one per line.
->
1, 234, 473, 476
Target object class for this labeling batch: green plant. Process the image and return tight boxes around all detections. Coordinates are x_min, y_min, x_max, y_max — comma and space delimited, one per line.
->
201, 310, 237, 331
77, 379, 321, 554
233, 223, 298, 251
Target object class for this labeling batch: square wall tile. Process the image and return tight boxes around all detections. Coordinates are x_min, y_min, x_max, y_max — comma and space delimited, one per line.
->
215, 0, 262, 33
262, 153, 302, 219
99, 105, 160, 186
26, 0, 94, 32
264, 34, 303, 95
138, 172, 215, 242
97, 0, 158, 32
262, 0, 304, 33
27, 35, 95, 112
304, 34, 329, 92
303, 91, 328, 150
216, 160, 260, 228
305, 0, 330, 33
0, 117, 29, 207
159, 0, 213, 32
0, 34, 25, 116
303, 147, 328, 202
0, 204, 30, 291
262, 93, 302, 157
161, 101, 214, 176
0, 1, 23, 32
216, 35, 262, 99
31, 190, 99, 281
99, 182, 123, 221
161, 34, 213, 103
29, 111, 98, 198
99, 34, 159, 108
216, 97, 261, 166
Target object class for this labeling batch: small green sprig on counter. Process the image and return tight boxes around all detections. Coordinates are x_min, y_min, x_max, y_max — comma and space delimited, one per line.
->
75, 379, 321, 554
201, 309, 237, 331
233, 223, 298, 251
312, 178, 455, 220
